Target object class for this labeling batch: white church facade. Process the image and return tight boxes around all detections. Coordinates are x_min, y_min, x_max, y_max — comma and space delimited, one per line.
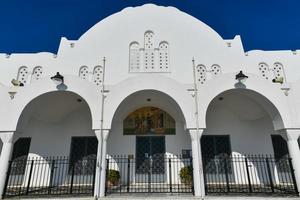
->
0, 4, 300, 199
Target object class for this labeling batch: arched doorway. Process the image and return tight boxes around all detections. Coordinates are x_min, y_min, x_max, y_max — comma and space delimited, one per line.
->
106, 90, 193, 194
4, 91, 97, 198
202, 89, 298, 195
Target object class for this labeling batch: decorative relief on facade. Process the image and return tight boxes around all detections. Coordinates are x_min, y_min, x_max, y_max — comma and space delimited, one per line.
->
258, 63, 270, 80
196, 65, 207, 84
273, 62, 285, 81
79, 66, 89, 80
129, 30, 170, 73
17, 66, 29, 85
31, 66, 43, 81
129, 42, 141, 72
92, 65, 103, 86
196, 64, 222, 84
258, 62, 285, 83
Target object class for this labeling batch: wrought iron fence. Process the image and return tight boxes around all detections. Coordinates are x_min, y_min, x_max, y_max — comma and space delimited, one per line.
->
105, 154, 194, 194
203, 155, 298, 196
3, 156, 96, 198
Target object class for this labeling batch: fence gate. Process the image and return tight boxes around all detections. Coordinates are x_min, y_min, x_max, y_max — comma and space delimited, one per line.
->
105, 155, 193, 194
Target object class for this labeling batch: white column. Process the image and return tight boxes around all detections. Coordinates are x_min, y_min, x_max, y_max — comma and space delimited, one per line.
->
0, 132, 14, 199
189, 129, 205, 198
94, 130, 102, 198
99, 130, 109, 198
285, 130, 300, 195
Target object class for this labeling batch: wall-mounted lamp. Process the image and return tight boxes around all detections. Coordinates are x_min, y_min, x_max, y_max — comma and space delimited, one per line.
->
51, 72, 64, 85
272, 76, 284, 84
235, 71, 248, 82
11, 79, 24, 87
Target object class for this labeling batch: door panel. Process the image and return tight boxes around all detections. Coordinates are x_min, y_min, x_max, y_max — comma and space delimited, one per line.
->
136, 136, 165, 174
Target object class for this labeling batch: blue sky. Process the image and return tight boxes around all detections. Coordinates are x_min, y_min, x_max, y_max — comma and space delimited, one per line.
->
0, 0, 299, 53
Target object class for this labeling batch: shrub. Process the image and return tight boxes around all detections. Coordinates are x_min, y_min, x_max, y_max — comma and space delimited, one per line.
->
107, 169, 120, 185
179, 166, 193, 184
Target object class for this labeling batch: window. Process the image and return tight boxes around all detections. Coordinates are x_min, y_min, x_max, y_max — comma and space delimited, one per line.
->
11, 138, 31, 175
69, 137, 98, 175
271, 135, 289, 172
201, 135, 232, 174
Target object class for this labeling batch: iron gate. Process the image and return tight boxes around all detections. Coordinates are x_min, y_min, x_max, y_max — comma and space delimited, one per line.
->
105, 155, 193, 194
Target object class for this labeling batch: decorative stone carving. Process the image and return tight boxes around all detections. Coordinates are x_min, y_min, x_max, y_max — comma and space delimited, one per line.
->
31, 66, 43, 81
93, 66, 103, 86
129, 30, 170, 73
258, 62, 285, 83
79, 66, 89, 80
17, 66, 29, 85
196, 64, 221, 84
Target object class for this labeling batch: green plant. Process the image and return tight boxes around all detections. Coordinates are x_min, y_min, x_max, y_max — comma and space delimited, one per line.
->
179, 166, 193, 184
107, 169, 120, 185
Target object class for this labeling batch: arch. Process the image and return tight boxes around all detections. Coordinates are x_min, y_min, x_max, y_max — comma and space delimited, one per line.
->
3, 75, 102, 131
102, 74, 196, 130
197, 73, 293, 130
16, 91, 93, 133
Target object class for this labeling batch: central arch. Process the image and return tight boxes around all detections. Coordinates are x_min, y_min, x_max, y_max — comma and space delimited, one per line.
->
105, 89, 193, 194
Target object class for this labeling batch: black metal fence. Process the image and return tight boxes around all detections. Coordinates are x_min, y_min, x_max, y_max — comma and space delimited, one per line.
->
3, 154, 299, 198
3, 156, 96, 198
203, 155, 298, 196
105, 154, 193, 194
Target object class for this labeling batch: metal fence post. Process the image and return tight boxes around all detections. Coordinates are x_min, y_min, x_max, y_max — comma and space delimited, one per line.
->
105, 158, 109, 196
48, 159, 56, 195
288, 157, 299, 194
265, 157, 274, 193
168, 158, 172, 193
127, 157, 131, 193
92, 159, 97, 194
70, 162, 75, 194
2, 160, 13, 199
25, 160, 34, 195
224, 157, 230, 193
245, 158, 252, 193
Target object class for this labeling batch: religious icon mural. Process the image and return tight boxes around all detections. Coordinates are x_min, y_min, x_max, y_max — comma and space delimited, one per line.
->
123, 107, 176, 135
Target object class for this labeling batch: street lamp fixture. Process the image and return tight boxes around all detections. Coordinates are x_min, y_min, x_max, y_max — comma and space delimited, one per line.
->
51, 72, 64, 85
235, 70, 248, 81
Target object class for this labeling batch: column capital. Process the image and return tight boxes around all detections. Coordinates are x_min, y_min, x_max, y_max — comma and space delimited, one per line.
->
0, 132, 14, 143
93, 129, 110, 141
188, 129, 204, 141
280, 129, 300, 141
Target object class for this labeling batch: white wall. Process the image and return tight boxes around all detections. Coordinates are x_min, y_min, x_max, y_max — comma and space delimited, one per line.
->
204, 90, 276, 155
16, 91, 94, 157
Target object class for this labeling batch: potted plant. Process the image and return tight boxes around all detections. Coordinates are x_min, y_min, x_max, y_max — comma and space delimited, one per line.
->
179, 166, 193, 185
107, 169, 120, 187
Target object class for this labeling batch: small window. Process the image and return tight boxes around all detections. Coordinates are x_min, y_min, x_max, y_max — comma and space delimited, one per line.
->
69, 137, 98, 175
